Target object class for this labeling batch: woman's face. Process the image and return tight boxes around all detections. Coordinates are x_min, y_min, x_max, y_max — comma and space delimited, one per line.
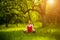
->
28, 20, 31, 24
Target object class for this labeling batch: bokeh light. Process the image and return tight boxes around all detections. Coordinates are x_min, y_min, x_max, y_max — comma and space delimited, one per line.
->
47, 0, 54, 5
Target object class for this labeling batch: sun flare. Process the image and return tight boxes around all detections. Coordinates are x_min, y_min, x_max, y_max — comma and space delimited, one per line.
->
47, 0, 54, 5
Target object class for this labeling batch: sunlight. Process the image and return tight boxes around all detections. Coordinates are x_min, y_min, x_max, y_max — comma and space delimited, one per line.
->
47, 0, 54, 5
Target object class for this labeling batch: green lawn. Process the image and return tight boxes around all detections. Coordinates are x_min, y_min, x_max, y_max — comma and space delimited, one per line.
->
0, 24, 60, 40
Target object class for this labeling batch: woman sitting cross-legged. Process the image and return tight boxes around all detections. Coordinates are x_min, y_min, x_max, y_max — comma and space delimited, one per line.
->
23, 20, 36, 33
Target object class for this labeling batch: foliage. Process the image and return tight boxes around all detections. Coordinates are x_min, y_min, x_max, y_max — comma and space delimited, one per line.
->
0, 0, 27, 25
0, 0, 50, 28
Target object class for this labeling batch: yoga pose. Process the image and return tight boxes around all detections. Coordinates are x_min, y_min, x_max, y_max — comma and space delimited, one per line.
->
24, 20, 35, 33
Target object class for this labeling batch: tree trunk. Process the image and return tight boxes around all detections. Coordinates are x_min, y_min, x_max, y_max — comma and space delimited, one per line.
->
41, 0, 47, 27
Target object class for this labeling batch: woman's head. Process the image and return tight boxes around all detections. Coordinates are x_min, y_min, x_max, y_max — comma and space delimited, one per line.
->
28, 20, 31, 24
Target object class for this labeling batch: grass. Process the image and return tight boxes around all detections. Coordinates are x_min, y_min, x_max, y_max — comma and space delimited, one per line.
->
0, 23, 60, 40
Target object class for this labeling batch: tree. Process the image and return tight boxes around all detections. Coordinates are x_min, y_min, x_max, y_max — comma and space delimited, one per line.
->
0, 0, 48, 27
24, 0, 47, 27
0, 0, 31, 27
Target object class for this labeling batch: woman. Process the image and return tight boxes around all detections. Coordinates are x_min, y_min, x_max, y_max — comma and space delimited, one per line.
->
24, 20, 36, 33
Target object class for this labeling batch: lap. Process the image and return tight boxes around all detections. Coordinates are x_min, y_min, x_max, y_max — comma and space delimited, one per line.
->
23, 29, 36, 33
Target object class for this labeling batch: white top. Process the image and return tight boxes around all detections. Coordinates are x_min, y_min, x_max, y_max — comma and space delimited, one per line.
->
27, 24, 33, 27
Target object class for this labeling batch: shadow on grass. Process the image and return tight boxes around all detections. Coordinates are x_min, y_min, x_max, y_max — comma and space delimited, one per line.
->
51, 32, 60, 40
0, 30, 23, 40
